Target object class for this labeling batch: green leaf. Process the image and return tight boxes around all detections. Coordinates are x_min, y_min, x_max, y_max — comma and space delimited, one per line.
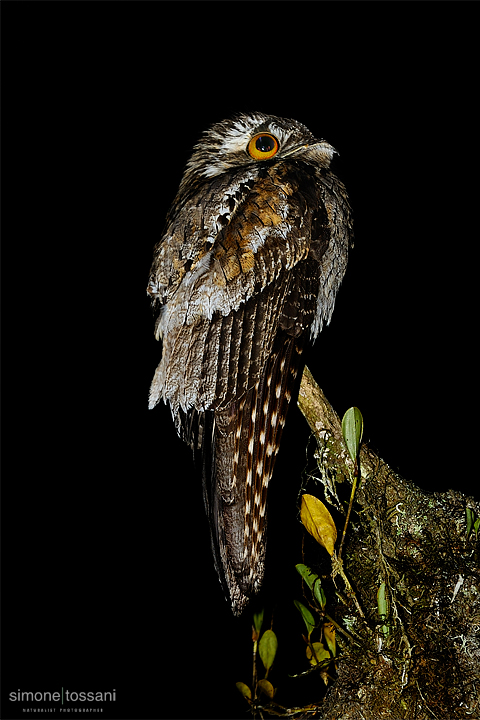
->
306, 641, 330, 667
259, 629, 278, 673
257, 679, 275, 699
294, 600, 316, 637
300, 494, 337, 556
341, 407, 364, 462
295, 564, 326, 610
466, 507, 475, 540
377, 582, 390, 637
377, 582, 388, 619
466, 507, 479, 541
235, 682, 252, 700
323, 622, 336, 657
252, 609, 264, 641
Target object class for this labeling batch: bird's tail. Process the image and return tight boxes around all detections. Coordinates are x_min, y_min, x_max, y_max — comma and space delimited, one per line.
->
202, 334, 305, 615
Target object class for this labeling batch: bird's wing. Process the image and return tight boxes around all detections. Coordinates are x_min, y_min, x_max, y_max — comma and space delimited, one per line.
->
148, 163, 329, 415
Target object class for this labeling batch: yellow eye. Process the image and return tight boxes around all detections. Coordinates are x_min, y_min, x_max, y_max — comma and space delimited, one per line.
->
247, 133, 279, 160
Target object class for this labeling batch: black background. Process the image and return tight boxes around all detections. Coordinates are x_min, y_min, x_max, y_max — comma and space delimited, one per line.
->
2, 3, 478, 719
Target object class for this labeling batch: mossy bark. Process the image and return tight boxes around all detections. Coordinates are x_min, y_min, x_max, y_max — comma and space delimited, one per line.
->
293, 366, 480, 720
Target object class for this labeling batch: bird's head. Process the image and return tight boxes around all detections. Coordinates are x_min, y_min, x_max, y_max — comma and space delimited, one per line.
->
180, 112, 337, 188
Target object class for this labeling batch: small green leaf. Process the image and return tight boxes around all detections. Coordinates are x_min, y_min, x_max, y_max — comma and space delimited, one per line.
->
294, 600, 316, 637
342, 407, 363, 462
257, 679, 275, 699
315, 583, 326, 611
259, 629, 278, 673
253, 609, 264, 634
377, 582, 388, 619
295, 564, 326, 610
377, 582, 390, 637
323, 622, 336, 657
466, 507, 475, 540
253, 609, 264, 641
306, 641, 330, 666
235, 682, 252, 700
466, 507, 479, 541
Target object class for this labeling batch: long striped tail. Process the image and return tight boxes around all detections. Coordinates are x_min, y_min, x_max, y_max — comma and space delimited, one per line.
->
203, 334, 305, 615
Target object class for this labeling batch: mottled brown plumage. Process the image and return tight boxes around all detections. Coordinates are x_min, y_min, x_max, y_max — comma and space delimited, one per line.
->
147, 113, 353, 614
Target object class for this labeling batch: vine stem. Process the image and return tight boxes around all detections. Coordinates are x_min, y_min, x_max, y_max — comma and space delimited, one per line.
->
337, 458, 358, 561
252, 634, 258, 704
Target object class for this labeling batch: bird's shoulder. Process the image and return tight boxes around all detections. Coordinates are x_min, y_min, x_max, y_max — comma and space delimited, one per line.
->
147, 161, 334, 306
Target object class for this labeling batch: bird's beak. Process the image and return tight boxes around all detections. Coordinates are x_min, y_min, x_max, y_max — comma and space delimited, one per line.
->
282, 144, 310, 157
284, 140, 337, 166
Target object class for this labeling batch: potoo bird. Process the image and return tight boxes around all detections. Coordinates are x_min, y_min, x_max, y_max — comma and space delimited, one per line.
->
147, 112, 353, 615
